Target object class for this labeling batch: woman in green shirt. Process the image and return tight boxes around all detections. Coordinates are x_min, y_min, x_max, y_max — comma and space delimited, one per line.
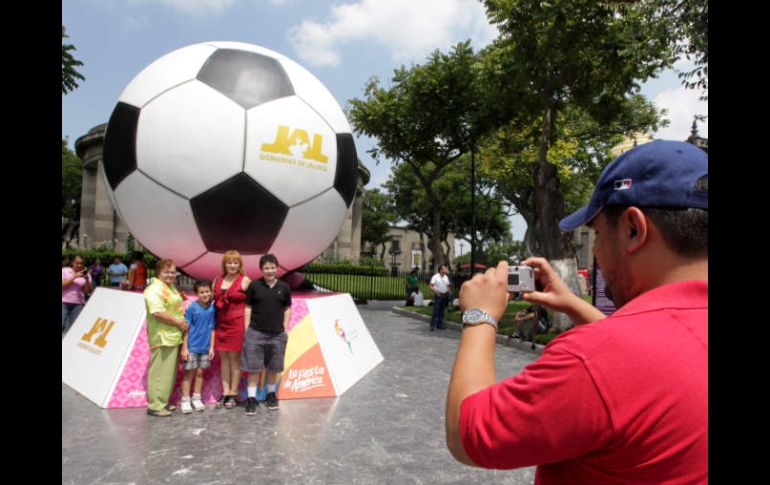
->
143, 259, 189, 417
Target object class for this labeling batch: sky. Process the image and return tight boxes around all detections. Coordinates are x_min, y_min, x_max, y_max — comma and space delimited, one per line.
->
62, 0, 708, 243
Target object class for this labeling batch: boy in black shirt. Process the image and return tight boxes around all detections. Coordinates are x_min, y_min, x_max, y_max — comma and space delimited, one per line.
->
242, 254, 292, 413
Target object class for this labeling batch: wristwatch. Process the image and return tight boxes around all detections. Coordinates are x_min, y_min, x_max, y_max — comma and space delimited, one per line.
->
462, 308, 498, 330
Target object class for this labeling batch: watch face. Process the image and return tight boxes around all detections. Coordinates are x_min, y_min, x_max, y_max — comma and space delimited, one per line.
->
464, 309, 483, 323
462, 308, 496, 327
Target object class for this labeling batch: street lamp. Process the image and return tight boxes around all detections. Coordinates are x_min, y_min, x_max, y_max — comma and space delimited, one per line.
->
389, 248, 402, 277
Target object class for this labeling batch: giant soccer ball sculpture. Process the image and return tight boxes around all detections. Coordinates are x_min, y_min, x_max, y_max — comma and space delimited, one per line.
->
102, 42, 358, 279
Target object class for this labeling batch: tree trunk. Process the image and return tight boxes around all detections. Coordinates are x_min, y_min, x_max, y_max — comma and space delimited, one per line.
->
534, 103, 581, 332
548, 258, 582, 332
534, 105, 567, 260
429, 204, 445, 269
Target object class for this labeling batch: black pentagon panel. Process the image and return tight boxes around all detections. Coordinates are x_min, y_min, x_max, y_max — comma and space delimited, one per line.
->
197, 49, 294, 109
190, 173, 288, 254
103, 102, 139, 190
334, 134, 358, 207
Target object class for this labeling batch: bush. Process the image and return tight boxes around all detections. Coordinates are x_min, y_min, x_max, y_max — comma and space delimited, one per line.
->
62, 249, 158, 270
302, 262, 389, 276
358, 256, 386, 268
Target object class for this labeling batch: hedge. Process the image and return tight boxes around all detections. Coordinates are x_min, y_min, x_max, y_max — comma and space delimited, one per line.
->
300, 262, 389, 276
61, 249, 158, 269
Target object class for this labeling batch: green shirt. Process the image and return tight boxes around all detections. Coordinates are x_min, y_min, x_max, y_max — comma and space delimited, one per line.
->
406, 274, 419, 289
143, 277, 184, 348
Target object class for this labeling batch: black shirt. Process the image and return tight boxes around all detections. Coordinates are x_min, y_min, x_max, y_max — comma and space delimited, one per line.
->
245, 278, 292, 333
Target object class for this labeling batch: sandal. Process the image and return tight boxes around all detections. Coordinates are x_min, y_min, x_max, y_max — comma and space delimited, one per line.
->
147, 408, 172, 417
215, 395, 225, 408
224, 395, 237, 409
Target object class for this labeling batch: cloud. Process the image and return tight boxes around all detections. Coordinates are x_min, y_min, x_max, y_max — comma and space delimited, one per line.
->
131, 0, 238, 16
653, 86, 708, 141
288, 0, 498, 67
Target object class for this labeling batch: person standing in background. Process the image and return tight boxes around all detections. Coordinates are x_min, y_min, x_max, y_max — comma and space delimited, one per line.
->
429, 265, 451, 331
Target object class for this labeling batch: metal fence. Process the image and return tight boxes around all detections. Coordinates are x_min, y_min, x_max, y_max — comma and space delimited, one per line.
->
89, 268, 469, 302
89, 270, 196, 292
304, 268, 471, 302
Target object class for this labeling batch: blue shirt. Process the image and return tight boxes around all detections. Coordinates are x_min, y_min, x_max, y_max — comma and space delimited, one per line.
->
184, 300, 216, 354
108, 263, 128, 284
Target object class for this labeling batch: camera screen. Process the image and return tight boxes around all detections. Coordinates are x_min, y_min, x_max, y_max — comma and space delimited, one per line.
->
508, 274, 519, 285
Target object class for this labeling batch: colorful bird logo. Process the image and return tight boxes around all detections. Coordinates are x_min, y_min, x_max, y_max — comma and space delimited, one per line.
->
334, 319, 353, 354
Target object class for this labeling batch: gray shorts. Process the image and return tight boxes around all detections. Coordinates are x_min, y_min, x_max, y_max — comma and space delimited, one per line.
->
241, 328, 288, 373
183, 352, 211, 371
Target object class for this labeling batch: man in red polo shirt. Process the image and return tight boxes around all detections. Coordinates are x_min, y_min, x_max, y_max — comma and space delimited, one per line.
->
446, 140, 707, 484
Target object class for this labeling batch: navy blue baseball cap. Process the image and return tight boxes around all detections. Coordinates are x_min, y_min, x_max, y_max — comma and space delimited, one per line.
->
559, 140, 708, 231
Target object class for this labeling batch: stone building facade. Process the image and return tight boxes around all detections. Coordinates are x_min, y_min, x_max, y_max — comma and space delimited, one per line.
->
74, 124, 368, 263
364, 226, 455, 273
75, 124, 131, 252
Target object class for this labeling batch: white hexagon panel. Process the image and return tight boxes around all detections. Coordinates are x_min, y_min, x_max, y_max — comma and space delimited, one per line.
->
118, 44, 218, 108
136, 81, 245, 198
102, 42, 359, 280
244, 96, 337, 206
268, 189, 349, 270
112, 171, 207, 268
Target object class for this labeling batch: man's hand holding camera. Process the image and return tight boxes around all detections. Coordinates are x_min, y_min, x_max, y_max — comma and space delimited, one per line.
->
458, 261, 510, 323
520, 257, 605, 326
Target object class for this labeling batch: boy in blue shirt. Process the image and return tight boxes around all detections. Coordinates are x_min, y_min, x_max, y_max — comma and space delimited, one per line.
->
180, 280, 216, 414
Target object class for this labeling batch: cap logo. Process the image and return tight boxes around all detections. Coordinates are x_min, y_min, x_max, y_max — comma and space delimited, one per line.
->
614, 179, 632, 190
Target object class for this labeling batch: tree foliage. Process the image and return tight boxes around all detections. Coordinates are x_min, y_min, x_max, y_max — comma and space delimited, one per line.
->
361, 188, 398, 258
383, 158, 512, 257
479, 0, 675, 261
348, 42, 490, 267
62, 139, 83, 246
478, 95, 667, 256
62, 26, 85, 94
648, 0, 708, 99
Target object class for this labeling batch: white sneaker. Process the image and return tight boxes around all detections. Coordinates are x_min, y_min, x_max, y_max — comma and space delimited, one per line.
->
191, 397, 205, 412
181, 399, 193, 414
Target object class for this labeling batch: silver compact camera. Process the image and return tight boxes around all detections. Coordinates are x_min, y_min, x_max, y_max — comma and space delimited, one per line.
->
507, 265, 535, 293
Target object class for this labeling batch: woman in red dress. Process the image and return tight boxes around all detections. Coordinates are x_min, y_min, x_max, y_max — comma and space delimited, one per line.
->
213, 250, 251, 409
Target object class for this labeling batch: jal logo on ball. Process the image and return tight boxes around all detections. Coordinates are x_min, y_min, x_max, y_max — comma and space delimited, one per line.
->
261, 125, 329, 163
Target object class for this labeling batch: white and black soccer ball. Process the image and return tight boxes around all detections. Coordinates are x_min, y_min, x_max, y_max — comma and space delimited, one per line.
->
102, 42, 358, 280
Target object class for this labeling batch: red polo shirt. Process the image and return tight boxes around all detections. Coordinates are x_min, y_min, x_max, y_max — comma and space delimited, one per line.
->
460, 280, 708, 485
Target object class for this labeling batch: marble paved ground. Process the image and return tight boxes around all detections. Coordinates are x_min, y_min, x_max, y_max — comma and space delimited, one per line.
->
62, 301, 539, 485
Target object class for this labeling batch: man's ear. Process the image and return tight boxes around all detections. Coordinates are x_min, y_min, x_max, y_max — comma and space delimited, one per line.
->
623, 207, 648, 254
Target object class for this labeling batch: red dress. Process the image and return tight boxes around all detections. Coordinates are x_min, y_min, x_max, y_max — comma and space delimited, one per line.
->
214, 274, 247, 351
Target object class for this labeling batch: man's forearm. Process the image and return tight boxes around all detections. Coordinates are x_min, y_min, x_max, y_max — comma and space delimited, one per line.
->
446, 324, 498, 466
563, 294, 606, 325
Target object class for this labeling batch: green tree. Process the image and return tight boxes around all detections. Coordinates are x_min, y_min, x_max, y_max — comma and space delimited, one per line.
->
481, 0, 673, 261
349, 42, 492, 268
62, 139, 83, 247
362, 188, 398, 259
383, 159, 511, 266
479, 95, 667, 257
62, 26, 85, 94
649, 0, 707, 99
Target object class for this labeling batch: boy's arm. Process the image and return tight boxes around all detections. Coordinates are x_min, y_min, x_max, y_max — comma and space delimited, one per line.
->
283, 306, 291, 332
181, 330, 189, 361
244, 305, 252, 331
208, 330, 215, 359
